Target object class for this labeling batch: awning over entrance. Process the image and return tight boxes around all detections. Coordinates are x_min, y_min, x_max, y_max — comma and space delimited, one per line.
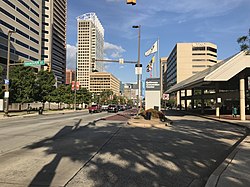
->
165, 50, 250, 121
166, 51, 250, 93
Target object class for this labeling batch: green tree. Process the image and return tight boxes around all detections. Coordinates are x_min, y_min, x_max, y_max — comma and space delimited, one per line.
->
112, 94, 119, 104
77, 87, 91, 105
99, 90, 113, 104
237, 31, 249, 51
50, 84, 68, 109
9, 66, 36, 103
34, 70, 56, 107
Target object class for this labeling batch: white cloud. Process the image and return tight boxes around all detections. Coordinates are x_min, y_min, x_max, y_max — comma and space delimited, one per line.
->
66, 44, 77, 70
116, 0, 248, 34
66, 42, 125, 70
104, 42, 126, 59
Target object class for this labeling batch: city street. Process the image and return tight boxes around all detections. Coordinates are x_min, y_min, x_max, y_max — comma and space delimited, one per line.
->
0, 110, 246, 187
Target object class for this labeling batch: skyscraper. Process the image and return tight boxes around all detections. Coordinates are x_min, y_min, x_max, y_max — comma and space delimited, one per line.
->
0, 0, 67, 84
164, 42, 217, 92
76, 13, 104, 90
42, 0, 67, 85
163, 42, 218, 105
0, 0, 42, 71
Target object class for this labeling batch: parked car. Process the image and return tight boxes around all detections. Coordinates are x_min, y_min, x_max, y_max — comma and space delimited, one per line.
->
88, 104, 102, 113
118, 105, 126, 111
107, 104, 118, 113
101, 105, 109, 111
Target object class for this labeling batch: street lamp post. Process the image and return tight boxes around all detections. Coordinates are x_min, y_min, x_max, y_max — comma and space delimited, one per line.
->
4, 30, 15, 116
132, 25, 141, 117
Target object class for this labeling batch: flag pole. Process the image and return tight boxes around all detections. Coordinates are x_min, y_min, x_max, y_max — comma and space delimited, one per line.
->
157, 37, 160, 78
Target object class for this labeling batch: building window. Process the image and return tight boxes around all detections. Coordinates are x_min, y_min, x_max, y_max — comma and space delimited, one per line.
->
30, 46, 39, 53
30, 27, 39, 35
17, 0, 29, 9
16, 18, 29, 29
0, 20, 15, 31
192, 65, 206, 68
0, 7, 15, 20
30, 8, 39, 17
207, 47, 217, 53
15, 50, 28, 58
3, 0, 15, 9
30, 18, 39, 26
16, 29, 29, 39
16, 7, 29, 19
30, 37, 39, 44
16, 39, 29, 49
31, 0, 39, 8
192, 47, 205, 51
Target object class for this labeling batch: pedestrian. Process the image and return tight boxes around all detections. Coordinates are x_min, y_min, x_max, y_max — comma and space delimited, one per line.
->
232, 106, 237, 118
27, 104, 31, 114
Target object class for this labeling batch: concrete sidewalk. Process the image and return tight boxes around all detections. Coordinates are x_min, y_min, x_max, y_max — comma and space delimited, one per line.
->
128, 112, 250, 187
0, 109, 83, 120
204, 116, 250, 187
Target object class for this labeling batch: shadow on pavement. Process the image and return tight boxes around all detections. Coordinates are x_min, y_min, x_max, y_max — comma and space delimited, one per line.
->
24, 114, 247, 187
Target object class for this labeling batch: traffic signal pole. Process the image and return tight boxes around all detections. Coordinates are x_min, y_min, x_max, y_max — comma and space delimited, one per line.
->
4, 30, 15, 116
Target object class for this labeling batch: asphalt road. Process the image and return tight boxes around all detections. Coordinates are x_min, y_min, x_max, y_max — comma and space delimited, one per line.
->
0, 110, 246, 187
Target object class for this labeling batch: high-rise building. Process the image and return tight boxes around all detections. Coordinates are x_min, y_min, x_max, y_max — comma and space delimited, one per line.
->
0, 0, 42, 72
42, 0, 67, 85
76, 13, 104, 90
0, 0, 67, 84
90, 72, 120, 95
163, 42, 217, 91
163, 42, 217, 104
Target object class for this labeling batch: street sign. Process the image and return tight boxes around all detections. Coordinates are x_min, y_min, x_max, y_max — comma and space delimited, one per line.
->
4, 79, 9, 85
24, 60, 45, 66
4, 91, 9, 98
145, 78, 160, 91
76, 82, 80, 90
71, 81, 75, 91
119, 58, 124, 64
162, 93, 169, 100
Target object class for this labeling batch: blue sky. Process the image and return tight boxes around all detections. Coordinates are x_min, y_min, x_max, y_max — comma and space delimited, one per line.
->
66, 0, 250, 84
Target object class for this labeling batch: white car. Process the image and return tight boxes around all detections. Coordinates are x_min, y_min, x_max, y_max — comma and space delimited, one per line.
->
101, 105, 109, 111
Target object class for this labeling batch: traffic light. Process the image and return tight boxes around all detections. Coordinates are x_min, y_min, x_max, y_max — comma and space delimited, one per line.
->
46, 63, 51, 72
2, 85, 6, 91
127, 0, 136, 5
119, 58, 124, 64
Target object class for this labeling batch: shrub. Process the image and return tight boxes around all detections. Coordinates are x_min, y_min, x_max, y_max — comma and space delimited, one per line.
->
141, 108, 163, 118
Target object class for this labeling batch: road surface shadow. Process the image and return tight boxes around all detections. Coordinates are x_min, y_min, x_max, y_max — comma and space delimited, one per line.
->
24, 115, 247, 187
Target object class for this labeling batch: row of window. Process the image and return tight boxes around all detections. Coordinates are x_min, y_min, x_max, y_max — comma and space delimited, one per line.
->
0, 43, 38, 61
192, 53, 217, 57
0, 16, 39, 37
0, 28, 39, 47
3, 0, 39, 18
192, 46, 217, 53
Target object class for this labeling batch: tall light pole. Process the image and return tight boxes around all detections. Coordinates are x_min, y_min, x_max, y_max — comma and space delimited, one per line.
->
132, 25, 141, 117
4, 30, 16, 116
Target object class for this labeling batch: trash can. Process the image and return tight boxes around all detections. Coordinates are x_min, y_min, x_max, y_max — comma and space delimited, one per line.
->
146, 111, 151, 120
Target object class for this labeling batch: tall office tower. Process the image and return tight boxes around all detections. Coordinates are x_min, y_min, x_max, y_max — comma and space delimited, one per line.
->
76, 13, 104, 90
0, 0, 42, 74
164, 42, 217, 91
42, 0, 67, 85
163, 42, 217, 104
